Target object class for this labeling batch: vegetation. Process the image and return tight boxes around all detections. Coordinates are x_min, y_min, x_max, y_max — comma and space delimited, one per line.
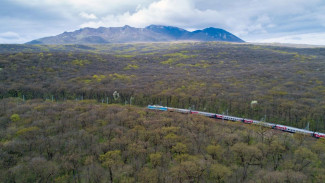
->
1, 98, 325, 182
1, 42, 325, 182
0, 42, 324, 132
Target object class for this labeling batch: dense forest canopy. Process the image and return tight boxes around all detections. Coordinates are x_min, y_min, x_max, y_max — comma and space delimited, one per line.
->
0, 42, 325, 132
1, 98, 325, 182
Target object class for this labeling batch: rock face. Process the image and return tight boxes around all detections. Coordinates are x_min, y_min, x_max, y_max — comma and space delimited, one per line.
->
26, 25, 244, 44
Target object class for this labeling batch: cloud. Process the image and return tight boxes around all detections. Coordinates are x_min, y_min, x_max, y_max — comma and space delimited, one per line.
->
0, 32, 20, 40
1, 0, 325, 44
0, 31, 25, 43
79, 0, 325, 37
79, 0, 225, 29
79, 12, 97, 20
253, 32, 325, 45
9, 0, 154, 15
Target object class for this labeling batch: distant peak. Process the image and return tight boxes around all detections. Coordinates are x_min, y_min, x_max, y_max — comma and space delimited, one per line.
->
203, 27, 224, 31
123, 25, 133, 29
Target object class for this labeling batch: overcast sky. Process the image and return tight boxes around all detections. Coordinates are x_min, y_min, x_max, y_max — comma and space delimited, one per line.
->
1, 0, 325, 45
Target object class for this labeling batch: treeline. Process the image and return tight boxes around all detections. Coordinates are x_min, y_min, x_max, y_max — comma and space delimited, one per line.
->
1, 98, 325, 182
0, 43, 325, 131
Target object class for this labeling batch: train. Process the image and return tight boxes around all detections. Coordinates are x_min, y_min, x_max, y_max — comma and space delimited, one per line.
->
147, 105, 325, 139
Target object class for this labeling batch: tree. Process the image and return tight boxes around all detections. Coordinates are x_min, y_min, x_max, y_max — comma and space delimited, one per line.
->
170, 160, 206, 183
268, 141, 286, 170
138, 167, 158, 183
99, 150, 122, 182
149, 152, 162, 168
163, 133, 179, 150
172, 143, 188, 155
311, 139, 325, 155
254, 125, 269, 143
256, 170, 287, 183
82, 156, 105, 183
10, 157, 58, 183
206, 145, 223, 160
231, 143, 262, 181
209, 163, 231, 183
294, 147, 317, 171
10, 113, 20, 122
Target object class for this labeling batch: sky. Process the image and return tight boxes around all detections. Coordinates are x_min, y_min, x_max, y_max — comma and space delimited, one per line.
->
1, 0, 325, 45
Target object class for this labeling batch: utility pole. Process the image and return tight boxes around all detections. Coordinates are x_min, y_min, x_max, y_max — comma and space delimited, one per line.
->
304, 122, 310, 131
222, 112, 224, 123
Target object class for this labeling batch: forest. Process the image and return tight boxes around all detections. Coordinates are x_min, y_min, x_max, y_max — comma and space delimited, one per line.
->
1, 98, 325, 183
0, 42, 324, 131
1, 42, 325, 182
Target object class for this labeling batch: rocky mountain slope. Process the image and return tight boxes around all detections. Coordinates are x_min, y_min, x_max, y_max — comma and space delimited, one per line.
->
26, 25, 244, 44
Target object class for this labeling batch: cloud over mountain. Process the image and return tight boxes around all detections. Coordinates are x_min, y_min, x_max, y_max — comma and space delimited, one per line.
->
1, 0, 325, 44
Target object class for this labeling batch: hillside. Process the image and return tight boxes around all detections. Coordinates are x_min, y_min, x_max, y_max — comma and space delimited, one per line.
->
25, 25, 244, 44
0, 42, 324, 132
1, 98, 325, 182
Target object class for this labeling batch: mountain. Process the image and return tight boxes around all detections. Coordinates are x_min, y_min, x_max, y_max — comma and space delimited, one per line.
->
26, 25, 244, 44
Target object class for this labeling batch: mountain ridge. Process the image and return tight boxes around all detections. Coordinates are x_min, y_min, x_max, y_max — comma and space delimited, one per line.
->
26, 25, 244, 44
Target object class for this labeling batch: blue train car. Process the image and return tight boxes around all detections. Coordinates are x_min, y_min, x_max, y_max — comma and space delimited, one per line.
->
147, 105, 157, 110
158, 106, 168, 111
147, 105, 168, 111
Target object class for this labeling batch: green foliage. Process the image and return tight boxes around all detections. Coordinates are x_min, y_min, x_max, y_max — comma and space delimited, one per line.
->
164, 133, 179, 145
231, 142, 262, 165
16, 126, 39, 136
163, 52, 196, 58
71, 59, 90, 66
174, 153, 194, 163
149, 152, 162, 167
109, 73, 134, 82
161, 58, 176, 65
311, 140, 325, 154
99, 150, 122, 168
161, 52, 197, 65
92, 74, 106, 82
209, 163, 232, 182
10, 113, 20, 122
294, 147, 318, 171
206, 145, 223, 160
54, 174, 70, 183
172, 142, 188, 154
161, 126, 180, 134
124, 63, 139, 70
114, 54, 135, 58
138, 167, 158, 183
